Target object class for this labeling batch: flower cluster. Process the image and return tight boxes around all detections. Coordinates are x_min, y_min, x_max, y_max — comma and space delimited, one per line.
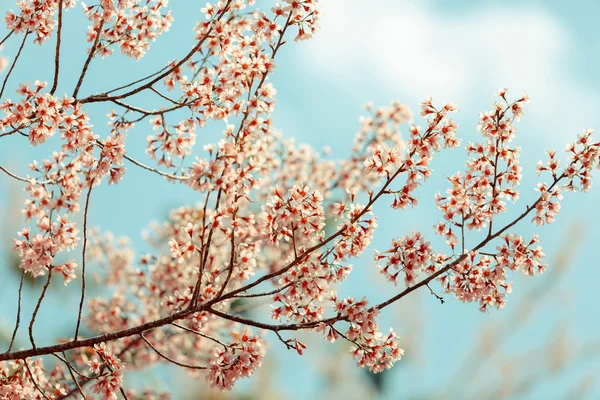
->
389, 99, 460, 210
13, 208, 79, 280
206, 330, 265, 391
532, 182, 563, 226
495, 234, 547, 276
439, 234, 546, 312
3, 81, 126, 282
0, 358, 67, 399
332, 203, 377, 261
271, 251, 351, 324
146, 115, 197, 168
0, 81, 92, 147
324, 296, 404, 373
5, 0, 76, 44
89, 343, 125, 400
99, 131, 127, 184
262, 184, 325, 246
364, 145, 403, 177
280, 0, 321, 42
532, 128, 600, 225
375, 232, 446, 286
435, 90, 528, 246
337, 101, 412, 198
82, 0, 173, 59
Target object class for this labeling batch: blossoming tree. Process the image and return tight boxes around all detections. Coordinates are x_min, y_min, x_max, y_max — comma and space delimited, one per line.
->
0, 0, 599, 398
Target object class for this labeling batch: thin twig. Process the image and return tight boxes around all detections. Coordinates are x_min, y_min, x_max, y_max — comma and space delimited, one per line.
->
123, 153, 188, 180
28, 268, 53, 349
0, 31, 29, 99
57, 337, 142, 400
50, 0, 64, 95
171, 323, 228, 349
56, 353, 86, 399
94, 139, 189, 180
150, 87, 185, 105
140, 333, 206, 369
54, 353, 95, 380
0, 164, 53, 184
8, 271, 25, 352
72, 20, 104, 98
426, 283, 445, 304
191, 185, 225, 306
232, 282, 293, 299
0, 29, 14, 47
216, 212, 237, 298
24, 359, 51, 400
74, 186, 92, 340
96, 351, 130, 399
110, 98, 188, 116
105, 64, 171, 95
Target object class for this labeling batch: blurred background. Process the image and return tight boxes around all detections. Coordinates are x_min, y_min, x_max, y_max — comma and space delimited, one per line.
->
1, 0, 599, 399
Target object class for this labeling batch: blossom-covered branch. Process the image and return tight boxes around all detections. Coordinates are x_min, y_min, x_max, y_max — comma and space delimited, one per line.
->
1, 0, 599, 398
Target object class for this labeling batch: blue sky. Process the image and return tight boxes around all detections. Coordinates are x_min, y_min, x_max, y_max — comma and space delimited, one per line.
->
1, 1, 599, 398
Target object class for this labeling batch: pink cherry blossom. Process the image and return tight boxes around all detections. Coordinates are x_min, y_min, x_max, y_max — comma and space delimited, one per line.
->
0, 1, 599, 397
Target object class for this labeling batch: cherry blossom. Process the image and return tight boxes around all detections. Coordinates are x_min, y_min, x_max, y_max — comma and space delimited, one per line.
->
5, 0, 76, 44
0, 1, 599, 398
81, 0, 173, 60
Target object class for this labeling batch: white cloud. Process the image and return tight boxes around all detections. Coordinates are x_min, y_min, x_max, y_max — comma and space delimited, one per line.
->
301, 0, 598, 144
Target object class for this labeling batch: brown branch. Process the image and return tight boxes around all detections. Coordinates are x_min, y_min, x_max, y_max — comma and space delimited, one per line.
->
1, 310, 185, 362
74, 186, 93, 340
0, 29, 14, 47
191, 185, 225, 306
105, 65, 171, 95
216, 212, 237, 299
50, 0, 64, 95
0, 124, 28, 138
0, 31, 29, 99
207, 307, 297, 331
7, 271, 25, 352
110, 98, 188, 116
28, 268, 53, 349
72, 20, 104, 98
